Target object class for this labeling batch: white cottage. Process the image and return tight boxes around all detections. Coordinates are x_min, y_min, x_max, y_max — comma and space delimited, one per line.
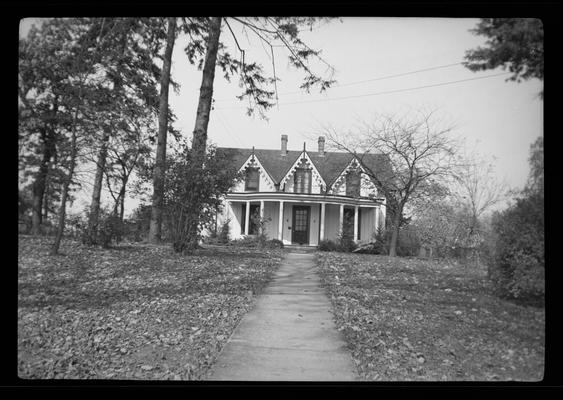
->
214, 135, 391, 247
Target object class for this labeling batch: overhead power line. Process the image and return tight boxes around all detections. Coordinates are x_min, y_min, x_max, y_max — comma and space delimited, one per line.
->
215, 72, 512, 110
213, 61, 464, 102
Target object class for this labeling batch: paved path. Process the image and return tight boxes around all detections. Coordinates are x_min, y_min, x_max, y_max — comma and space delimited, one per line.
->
206, 251, 357, 381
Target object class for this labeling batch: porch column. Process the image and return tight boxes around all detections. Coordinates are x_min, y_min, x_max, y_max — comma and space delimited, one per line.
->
354, 205, 359, 242
244, 201, 250, 235
339, 204, 344, 236
320, 202, 326, 241
278, 201, 284, 241
375, 206, 380, 232
259, 201, 264, 234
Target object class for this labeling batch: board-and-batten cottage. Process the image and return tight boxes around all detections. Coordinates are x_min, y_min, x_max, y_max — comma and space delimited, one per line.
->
214, 134, 391, 247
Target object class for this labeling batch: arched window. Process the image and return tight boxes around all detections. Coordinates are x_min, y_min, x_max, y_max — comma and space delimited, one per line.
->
245, 167, 260, 191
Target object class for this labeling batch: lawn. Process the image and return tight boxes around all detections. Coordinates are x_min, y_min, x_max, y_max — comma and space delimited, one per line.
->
316, 252, 545, 382
17, 235, 284, 380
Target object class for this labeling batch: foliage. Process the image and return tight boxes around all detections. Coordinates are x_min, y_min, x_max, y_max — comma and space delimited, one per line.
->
318, 239, 339, 252
488, 193, 544, 302
182, 17, 336, 119
80, 208, 124, 248
163, 143, 240, 254
337, 234, 358, 253
217, 219, 231, 244
264, 239, 284, 249
317, 252, 544, 381
18, 235, 283, 379
464, 18, 543, 93
487, 137, 544, 303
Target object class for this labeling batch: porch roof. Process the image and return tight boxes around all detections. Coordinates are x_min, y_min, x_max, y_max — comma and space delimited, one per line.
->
225, 191, 384, 207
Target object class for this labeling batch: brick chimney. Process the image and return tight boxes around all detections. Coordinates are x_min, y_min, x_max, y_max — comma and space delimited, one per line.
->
281, 134, 288, 156
318, 136, 325, 156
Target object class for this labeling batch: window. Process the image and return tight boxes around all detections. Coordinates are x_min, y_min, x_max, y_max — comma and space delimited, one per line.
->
294, 168, 312, 193
346, 170, 361, 197
245, 167, 259, 191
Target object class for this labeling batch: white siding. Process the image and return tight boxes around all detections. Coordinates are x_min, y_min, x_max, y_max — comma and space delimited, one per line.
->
262, 202, 279, 239
309, 204, 320, 246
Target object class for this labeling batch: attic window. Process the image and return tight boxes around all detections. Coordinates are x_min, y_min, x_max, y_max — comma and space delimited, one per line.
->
346, 170, 361, 197
294, 168, 312, 194
245, 167, 260, 191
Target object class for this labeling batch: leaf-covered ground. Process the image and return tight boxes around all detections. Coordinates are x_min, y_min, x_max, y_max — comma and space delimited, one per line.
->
316, 252, 545, 382
18, 235, 283, 380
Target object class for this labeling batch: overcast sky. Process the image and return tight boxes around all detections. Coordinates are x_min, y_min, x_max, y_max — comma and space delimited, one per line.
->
168, 17, 542, 192
20, 17, 543, 215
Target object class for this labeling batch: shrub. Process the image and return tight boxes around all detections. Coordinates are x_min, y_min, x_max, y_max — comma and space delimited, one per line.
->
488, 192, 544, 302
230, 235, 261, 247
263, 239, 284, 249
218, 219, 230, 244
98, 214, 124, 248
337, 235, 358, 253
318, 239, 338, 252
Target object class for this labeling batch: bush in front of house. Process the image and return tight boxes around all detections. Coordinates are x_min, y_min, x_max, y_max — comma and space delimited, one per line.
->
263, 239, 284, 249
318, 239, 338, 252
337, 235, 358, 253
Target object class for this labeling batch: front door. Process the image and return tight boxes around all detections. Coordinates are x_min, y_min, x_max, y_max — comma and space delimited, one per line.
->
292, 206, 310, 245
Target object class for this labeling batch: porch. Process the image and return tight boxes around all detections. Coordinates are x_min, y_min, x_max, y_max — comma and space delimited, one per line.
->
221, 192, 385, 246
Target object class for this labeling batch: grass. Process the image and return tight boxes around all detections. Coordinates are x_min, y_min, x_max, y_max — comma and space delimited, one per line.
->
18, 235, 284, 380
316, 252, 545, 382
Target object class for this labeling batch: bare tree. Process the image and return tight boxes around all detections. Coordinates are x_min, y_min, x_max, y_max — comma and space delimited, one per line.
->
322, 109, 459, 257
452, 148, 509, 236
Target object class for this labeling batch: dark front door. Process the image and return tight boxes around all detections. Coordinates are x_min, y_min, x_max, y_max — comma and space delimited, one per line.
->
292, 206, 310, 245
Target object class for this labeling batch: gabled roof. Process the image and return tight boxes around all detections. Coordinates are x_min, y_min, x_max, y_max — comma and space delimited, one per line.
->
216, 147, 393, 188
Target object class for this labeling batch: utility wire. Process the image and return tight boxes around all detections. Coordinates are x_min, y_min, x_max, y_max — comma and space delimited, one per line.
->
215, 108, 245, 147
216, 72, 512, 110
213, 61, 464, 102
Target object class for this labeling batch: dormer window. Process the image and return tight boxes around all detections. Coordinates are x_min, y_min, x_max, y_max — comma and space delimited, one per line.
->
294, 168, 312, 194
245, 167, 260, 191
346, 169, 361, 197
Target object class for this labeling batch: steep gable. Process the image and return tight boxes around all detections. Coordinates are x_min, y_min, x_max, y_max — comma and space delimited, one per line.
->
217, 147, 393, 190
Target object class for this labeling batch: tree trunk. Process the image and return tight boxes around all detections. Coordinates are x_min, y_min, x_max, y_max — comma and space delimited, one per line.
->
388, 206, 403, 257
43, 173, 49, 224
191, 17, 222, 161
51, 126, 78, 255
185, 17, 222, 251
31, 124, 56, 235
148, 17, 177, 244
87, 126, 110, 242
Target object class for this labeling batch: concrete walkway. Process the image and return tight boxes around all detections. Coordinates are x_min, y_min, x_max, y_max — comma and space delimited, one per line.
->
207, 251, 357, 381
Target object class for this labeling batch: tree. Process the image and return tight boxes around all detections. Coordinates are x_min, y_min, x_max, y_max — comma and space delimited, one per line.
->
84, 18, 163, 244
464, 18, 543, 98
19, 20, 71, 235
105, 123, 152, 222
452, 149, 509, 236
488, 136, 543, 301
323, 109, 459, 257
163, 143, 240, 254
50, 19, 109, 254
148, 17, 177, 243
